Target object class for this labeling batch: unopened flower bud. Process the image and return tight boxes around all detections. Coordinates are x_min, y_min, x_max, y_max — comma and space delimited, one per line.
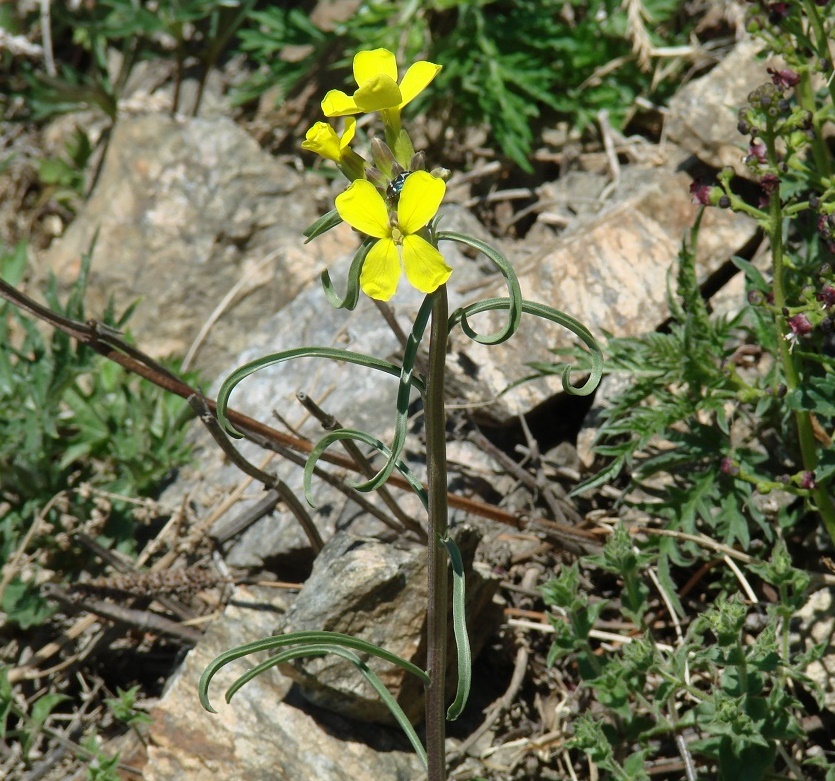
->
787, 313, 813, 335
776, 383, 787, 397
409, 151, 426, 172
370, 138, 397, 178
430, 167, 452, 182
720, 457, 739, 476
365, 166, 387, 191
817, 285, 835, 308
768, 67, 801, 89
747, 289, 764, 306
801, 471, 816, 490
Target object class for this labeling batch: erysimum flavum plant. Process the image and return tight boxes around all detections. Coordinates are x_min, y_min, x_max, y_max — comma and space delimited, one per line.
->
198, 47, 601, 780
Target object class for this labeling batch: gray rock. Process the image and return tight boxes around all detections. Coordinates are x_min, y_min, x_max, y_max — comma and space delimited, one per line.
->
40, 112, 325, 377
278, 527, 502, 725
144, 585, 424, 781
447, 157, 758, 423
666, 39, 780, 176
160, 205, 504, 571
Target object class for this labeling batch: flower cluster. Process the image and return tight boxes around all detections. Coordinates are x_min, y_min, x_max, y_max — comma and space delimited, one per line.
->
301, 48, 450, 302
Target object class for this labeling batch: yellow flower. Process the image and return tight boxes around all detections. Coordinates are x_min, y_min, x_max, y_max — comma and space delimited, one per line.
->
335, 171, 451, 301
322, 48, 441, 119
301, 118, 356, 163
301, 118, 365, 180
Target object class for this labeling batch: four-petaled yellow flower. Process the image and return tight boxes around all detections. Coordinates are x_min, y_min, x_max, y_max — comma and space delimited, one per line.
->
335, 171, 451, 301
322, 48, 441, 121
301, 118, 366, 180
301, 118, 356, 163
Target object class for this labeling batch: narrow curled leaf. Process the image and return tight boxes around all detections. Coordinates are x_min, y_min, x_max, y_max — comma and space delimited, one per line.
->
448, 298, 602, 396
215, 347, 423, 438
303, 427, 428, 508
302, 294, 434, 496
441, 536, 471, 721
198, 629, 430, 714
437, 231, 522, 344
320, 239, 373, 310
223, 643, 427, 769
303, 209, 343, 242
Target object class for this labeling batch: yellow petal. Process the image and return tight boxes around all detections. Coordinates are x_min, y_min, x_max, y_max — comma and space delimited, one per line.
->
335, 180, 391, 239
360, 238, 401, 301
340, 117, 357, 150
354, 74, 402, 112
397, 171, 446, 234
301, 122, 341, 162
398, 61, 442, 108
354, 48, 398, 86
401, 234, 452, 294
322, 89, 359, 117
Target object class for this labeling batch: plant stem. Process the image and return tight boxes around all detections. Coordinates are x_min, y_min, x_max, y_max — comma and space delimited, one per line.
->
765, 152, 835, 543
425, 286, 450, 781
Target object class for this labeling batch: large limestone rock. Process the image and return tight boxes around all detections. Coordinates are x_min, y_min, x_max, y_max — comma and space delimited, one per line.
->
278, 528, 502, 725
40, 112, 333, 377
446, 156, 758, 423
144, 585, 424, 781
666, 38, 779, 176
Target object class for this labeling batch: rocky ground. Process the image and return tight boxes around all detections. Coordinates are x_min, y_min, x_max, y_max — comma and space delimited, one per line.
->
1, 27, 832, 781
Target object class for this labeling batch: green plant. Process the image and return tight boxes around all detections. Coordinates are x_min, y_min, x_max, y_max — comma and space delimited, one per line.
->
36, 126, 93, 213
199, 46, 601, 780
8, 0, 255, 120
104, 685, 152, 728
544, 533, 822, 780
550, 0, 835, 550
0, 241, 194, 628
236, 0, 693, 170
534, 0, 835, 776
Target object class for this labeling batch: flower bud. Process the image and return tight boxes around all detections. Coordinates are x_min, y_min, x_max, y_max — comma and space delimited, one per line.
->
720, 457, 739, 476
785, 313, 813, 349
801, 471, 816, 490
370, 138, 397, 179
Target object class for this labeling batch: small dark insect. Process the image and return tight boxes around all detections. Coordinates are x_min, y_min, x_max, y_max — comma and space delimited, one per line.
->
387, 171, 412, 201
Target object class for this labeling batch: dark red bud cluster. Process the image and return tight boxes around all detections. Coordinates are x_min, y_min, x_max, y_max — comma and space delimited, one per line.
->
767, 68, 800, 89
817, 213, 835, 253
801, 471, 816, 490
720, 457, 739, 476
787, 313, 813, 335
817, 286, 835, 308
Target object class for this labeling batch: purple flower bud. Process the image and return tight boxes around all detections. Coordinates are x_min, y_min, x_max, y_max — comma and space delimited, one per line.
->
720, 457, 739, 476
767, 67, 801, 89
817, 286, 835, 308
761, 173, 780, 194
776, 383, 787, 398
787, 313, 814, 335
747, 289, 764, 305
801, 471, 816, 490
768, 2, 790, 23
689, 179, 713, 206
746, 142, 768, 166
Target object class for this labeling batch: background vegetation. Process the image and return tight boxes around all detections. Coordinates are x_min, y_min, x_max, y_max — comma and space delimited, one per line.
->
1, 1, 834, 779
